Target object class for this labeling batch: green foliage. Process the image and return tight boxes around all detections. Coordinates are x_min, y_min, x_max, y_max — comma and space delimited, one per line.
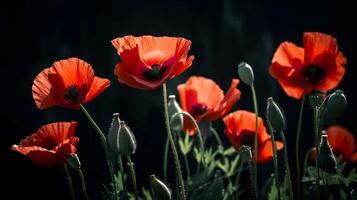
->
265, 174, 290, 200
179, 133, 193, 155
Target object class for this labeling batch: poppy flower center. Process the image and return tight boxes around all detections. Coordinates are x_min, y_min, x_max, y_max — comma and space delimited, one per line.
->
190, 103, 207, 117
64, 85, 79, 102
240, 131, 255, 147
303, 64, 326, 83
143, 64, 168, 81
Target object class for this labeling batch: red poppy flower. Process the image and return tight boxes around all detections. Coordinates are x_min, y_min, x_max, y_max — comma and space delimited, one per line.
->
223, 110, 283, 163
11, 122, 79, 168
177, 76, 241, 135
111, 35, 194, 90
270, 32, 347, 99
311, 125, 357, 162
32, 57, 110, 110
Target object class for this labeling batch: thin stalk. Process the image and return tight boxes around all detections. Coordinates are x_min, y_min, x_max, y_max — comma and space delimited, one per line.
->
183, 153, 191, 180
302, 149, 313, 200
64, 163, 76, 200
267, 124, 281, 200
118, 155, 126, 192
162, 83, 186, 200
163, 136, 169, 183
126, 155, 137, 199
251, 85, 259, 199
209, 124, 223, 148
280, 131, 293, 200
78, 168, 90, 200
235, 161, 244, 200
79, 104, 117, 199
171, 111, 206, 169
295, 94, 306, 200
313, 106, 320, 187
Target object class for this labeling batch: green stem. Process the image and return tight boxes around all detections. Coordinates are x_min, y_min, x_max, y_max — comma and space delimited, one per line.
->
79, 104, 117, 200
313, 106, 320, 188
118, 155, 126, 192
209, 124, 223, 149
295, 94, 306, 200
183, 153, 191, 180
171, 111, 206, 169
251, 85, 259, 199
162, 83, 186, 200
280, 131, 293, 200
302, 148, 312, 200
163, 136, 169, 183
127, 155, 137, 199
235, 161, 244, 200
267, 124, 281, 200
64, 163, 76, 200
78, 168, 90, 200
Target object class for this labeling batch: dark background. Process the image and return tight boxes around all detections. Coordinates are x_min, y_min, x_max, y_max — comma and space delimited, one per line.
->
1, 0, 356, 199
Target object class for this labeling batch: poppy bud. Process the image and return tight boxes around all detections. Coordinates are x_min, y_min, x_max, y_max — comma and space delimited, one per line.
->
150, 174, 172, 200
266, 97, 286, 132
309, 90, 326, 108
238, 62, 254, 86
108, 113, 137, 155
67, 153, 81, 170
168, 95, 183, 132
239, 145, 252, 163
317, 133, 336, 174
326, 90, 347, 118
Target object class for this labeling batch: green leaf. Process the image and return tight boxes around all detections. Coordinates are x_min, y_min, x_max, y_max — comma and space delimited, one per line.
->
179, 133, 193, 155
189, 171, 224, 200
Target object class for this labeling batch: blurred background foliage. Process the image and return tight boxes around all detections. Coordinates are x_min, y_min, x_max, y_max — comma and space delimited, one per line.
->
0, 0, 356, 199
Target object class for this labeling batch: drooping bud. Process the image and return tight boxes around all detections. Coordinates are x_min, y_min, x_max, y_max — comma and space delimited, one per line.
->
108, 113, 137, 155
317, 133, 336, 174
67, 153, 81, 170
239, 145, 252, 163
150, 175, 172, 200
238, 62, 254, 86
168, 95, 183, 132
266, 97, 287, 132
326, 90, 347, 118
309, 90, 326, 108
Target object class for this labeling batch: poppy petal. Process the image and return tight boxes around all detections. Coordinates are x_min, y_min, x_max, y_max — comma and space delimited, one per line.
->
32, 68, 58, 109
19, 122, 77, 149
84, 77, 110, 103
316, 53, 346, 92
271, 41, 304, 79
277, 79, 310, 99
205, 79, 241, 121
303, 32, 338, 65
11, 145, 57, 167
114, 63, 149, 90
170, 55, 195, 79
54, 137, 79, 165
258, 140, 283, 163
327, 125, 356, 161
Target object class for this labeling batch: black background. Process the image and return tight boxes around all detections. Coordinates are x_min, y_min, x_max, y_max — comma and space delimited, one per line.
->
1, 0, 356, 199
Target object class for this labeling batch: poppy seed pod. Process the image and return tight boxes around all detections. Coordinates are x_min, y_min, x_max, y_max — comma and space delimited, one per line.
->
67, 153, 81, 170
150, 175, 172, 200
108, 114, 137, 155
168, 95, 184, 132
238, 62, 254, 86
317, 133, 337, 174
266, 97, 286, 132
326, 90, 347, 118
239, 145, 252, 163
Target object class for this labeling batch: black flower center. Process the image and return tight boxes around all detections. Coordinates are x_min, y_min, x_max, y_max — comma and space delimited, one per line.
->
64, 85, 79, 102
302, 64, 326, 84
240, 132, 255, 147
190, 103, 207, 117
143, 64, 168, 81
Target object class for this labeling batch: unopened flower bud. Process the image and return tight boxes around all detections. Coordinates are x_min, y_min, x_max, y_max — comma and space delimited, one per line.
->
168, 95, 183, 132
238, 62, 254, 86
317, 133, 336, 174
108, 113, 137, 155
309, 90, 326, 108
266, 97, 286, 132
327, 90, 347, 118
150, 175, 172, 200
239, 145, 252, 163
67, 153, 81, 170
